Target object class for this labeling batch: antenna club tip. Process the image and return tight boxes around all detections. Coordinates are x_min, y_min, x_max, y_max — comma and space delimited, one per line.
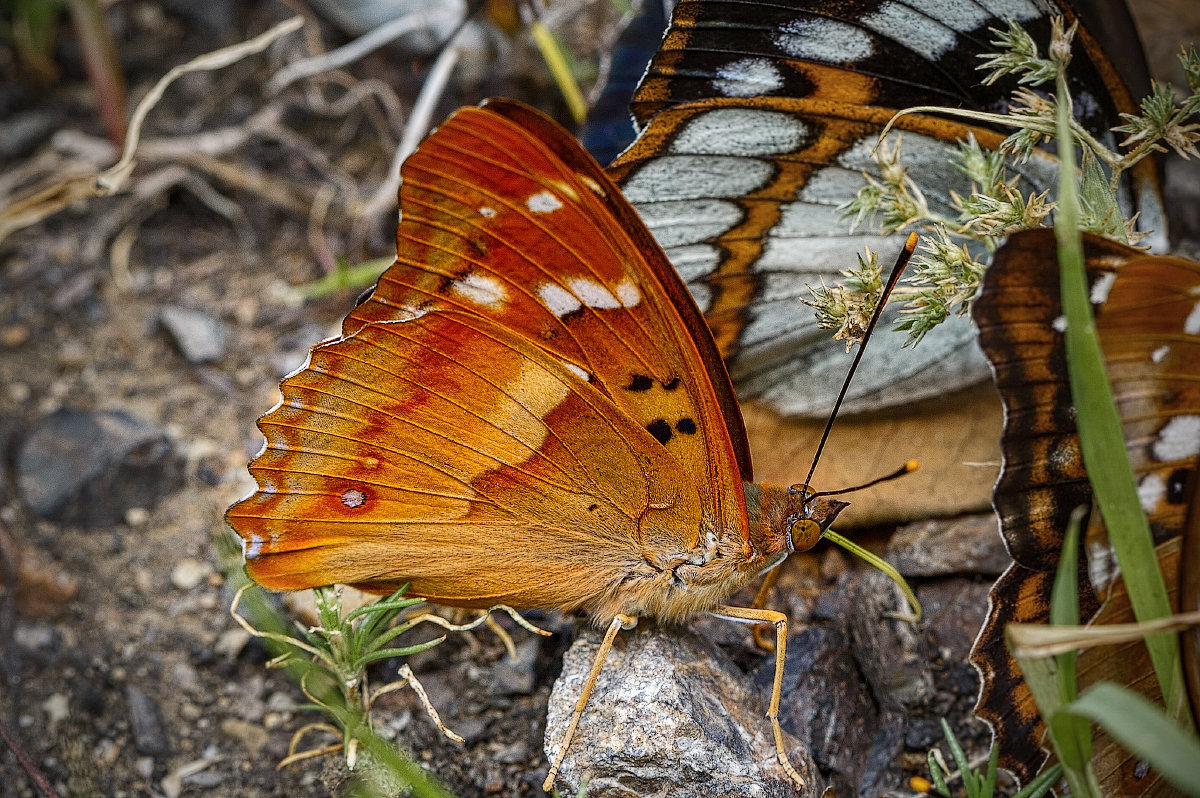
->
904, 231, 918, 251
904, 459, 919, 473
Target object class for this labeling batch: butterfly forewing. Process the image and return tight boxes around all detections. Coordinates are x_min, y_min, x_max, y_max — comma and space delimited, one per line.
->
228, 101, 754, 608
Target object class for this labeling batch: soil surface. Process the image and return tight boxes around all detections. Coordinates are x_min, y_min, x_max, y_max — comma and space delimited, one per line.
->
1, 2, 1195, 797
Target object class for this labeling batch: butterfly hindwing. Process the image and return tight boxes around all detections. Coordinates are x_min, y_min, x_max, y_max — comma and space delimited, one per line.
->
970, 228, 1200, 784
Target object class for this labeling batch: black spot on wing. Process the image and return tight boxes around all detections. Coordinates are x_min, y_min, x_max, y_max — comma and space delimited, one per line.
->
627, 374, 654, 391
646, 419, 672, 445
675, 417, 697, 435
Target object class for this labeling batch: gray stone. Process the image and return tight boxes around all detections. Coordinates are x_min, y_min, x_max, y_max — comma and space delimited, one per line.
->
160, 305, 228, 364
127, 685, 170, 756
886, 514, 1009, 577
489, 636, 539, 696
17, 409, 183, 526
545, 624, 821, 798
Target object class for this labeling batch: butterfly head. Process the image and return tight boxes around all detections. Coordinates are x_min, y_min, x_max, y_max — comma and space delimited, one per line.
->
784, 485, 848, 553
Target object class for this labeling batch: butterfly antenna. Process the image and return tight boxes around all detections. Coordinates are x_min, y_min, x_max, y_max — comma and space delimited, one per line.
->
802, 232, 919, 491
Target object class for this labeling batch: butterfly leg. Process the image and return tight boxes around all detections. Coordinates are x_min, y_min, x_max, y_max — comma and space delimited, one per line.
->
749, 567, 782, 651
711, 604, 805, 790
542, 613, 637, 792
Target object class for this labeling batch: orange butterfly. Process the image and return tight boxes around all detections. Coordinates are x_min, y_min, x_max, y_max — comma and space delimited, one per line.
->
226, 98, 862, 790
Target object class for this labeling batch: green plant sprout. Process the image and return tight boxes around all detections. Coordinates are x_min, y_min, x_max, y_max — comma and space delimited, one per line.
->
922, 718, 1059, 798
810, 19, 1200, 347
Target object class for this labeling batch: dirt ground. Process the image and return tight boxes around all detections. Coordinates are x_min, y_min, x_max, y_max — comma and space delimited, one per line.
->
1, 2, 1196, 797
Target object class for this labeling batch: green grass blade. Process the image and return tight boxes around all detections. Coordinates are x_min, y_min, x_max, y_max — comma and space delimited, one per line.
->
1047, 505, 1091, 775
1053, 70, 1187, 724
1063, 683, 1200, 796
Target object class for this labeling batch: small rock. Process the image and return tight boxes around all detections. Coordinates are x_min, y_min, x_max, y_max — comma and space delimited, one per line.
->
820, 546, 849, 581
915, 579, 992, 661
160, 305, 228, 364
545, 624, 821, 797
492, 740, 529, 764
764, 626, 878, 795
1, 323, 30, 347
14, 623, 56, 650
127, 685, 170, 755
171, 558, 211, 590
887, 514, 1009, 577
43, 693, 70, 725
17, 409, 183, 526
220, 718, 269, 754
490, 636, 539, 695
214, 628, 251, 660
125, 507, 150, 527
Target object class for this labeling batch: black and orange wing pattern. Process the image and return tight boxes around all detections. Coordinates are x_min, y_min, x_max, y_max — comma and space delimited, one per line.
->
970, 228, 1200, 785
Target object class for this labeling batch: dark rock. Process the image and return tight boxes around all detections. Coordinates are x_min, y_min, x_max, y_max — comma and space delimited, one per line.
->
159, 305, 228, 364
765, 625, 878, 796
17, 409, 184, 526
915, 579, 992, 661
545, 624, 821, 797
127, 685, 170, 756
887, 514, 1009, 578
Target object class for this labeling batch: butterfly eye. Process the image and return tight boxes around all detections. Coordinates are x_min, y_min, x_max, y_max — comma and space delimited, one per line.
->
788, 518, 823, 553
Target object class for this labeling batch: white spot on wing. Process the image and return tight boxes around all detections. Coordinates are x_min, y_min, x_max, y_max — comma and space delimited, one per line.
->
1152, 345, 1170, 363
671, 109, 808, 156
1153, 416, 1200, 461
1137, 473, 1166, 515
451, 272, 507, 308
1052, 315, 1067, 333
713, 58, 783, 97
1090, 272, 1116, 305
245, 534, 264, 559
775, 18, 873, 62
563, 362, 590, 381
862, 2, 958, 60
568, 277, 620, 309
634, 199, 743, 249
1185, 301, 1200, 335
621, 155, 772, 202
479, 206, 497, 218
615, 277, 640, 308
539, 282, 582, 317
527, 191, 562, 213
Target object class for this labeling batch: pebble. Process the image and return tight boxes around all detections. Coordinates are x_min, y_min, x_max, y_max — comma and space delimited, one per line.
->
220, 718, 269, 754
159, 305, 228, 364
887, 514, 1009, 577
171, 558, 211, 590
1, 323, 30, 347
547, 625, 819, 797
16, 409, 183, 526
127, 685, 170, 755
489, 637, 539, 695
